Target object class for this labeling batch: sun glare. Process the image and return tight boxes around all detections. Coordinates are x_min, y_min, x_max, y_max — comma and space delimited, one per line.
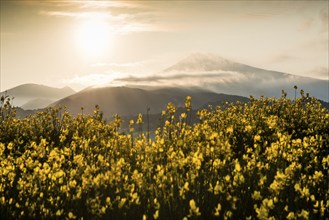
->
76, 19, 112, 59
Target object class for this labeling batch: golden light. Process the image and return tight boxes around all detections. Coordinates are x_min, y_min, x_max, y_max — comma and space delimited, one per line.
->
76, 19, 112, 59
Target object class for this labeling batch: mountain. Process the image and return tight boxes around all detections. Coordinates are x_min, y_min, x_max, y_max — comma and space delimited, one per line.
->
165, 53, 328, 101
164, 53, 285, 77
1, 84, 75, 109
21, 98, 54, 110
117, 53, 328, 101
51, 86, 249, 117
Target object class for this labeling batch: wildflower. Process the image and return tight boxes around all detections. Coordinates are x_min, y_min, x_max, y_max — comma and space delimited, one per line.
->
226, 127, 233, 134
254, 135, 261, 142
252, 191, 262, 200
68, 212, 76, 219
7, 143, 13, 150
189, 199, 201, 217
106, 197, 111, 204
287, 212, 295, 219
56, 209, 63, 216
234, 161, 241, 172
118, 198, 126, 208
298, 209, 309, 219
214, 203, 221, 216
153, 210, 159, 219
245, 125, 252, 132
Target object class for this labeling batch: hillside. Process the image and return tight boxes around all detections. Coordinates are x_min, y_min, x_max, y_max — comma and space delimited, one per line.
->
52, 86, 249, 118
0, 84, 75, 109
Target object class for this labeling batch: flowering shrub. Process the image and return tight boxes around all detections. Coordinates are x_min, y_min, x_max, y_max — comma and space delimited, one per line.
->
0, 93, 328, 219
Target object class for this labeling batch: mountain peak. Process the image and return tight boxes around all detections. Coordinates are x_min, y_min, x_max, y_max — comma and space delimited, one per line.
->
1, 83, 76, 108
163, 53, 237, 73
61, 86, 75, 93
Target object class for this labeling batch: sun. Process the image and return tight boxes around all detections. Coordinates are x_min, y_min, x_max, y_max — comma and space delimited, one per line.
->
76, 19, 112, 59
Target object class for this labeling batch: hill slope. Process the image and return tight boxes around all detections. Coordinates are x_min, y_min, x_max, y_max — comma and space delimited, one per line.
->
52, 86, 249, 117
1, 84, 75, 109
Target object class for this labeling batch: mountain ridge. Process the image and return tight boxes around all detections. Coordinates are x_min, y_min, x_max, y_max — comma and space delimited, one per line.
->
117, 53, 328, 101
51, 86, 249, 117
0, 83, 75, 109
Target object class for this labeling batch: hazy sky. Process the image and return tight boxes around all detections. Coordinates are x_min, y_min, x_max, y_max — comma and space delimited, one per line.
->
1, 1, 328, 91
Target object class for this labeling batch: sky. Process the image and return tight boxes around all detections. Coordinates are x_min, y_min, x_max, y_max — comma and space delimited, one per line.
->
1, 0, 328, 91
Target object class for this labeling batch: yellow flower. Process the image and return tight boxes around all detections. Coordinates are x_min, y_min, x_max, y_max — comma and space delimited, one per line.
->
298, 209, 309, 219
226, 127, 233, 134
7, 143, 13, 150
68, 212, 76, 219
287, 212, 295, 219
153, 210, 159, 219
214, 203, 221, 216
254, 135, 261, 142
252, 191, 262, 200
56, 209, 63, 216
245, 125, 252, 132
188, 199, 201, 217
235, 161, 241, 172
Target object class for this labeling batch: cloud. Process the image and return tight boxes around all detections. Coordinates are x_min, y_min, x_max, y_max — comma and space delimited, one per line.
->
40, 10, 123, 20
116, 72, 235, 82
39, 1, 169, 34
89, 59, 168, 76
319, 8, 329, 32
63, 69, 248, 89
40, 9, 162, 33
25, 1, 140, 10
297, 7, 328, 33
301, 37, 328, 52
270, 55, 298, 64
64, 73, 126, 87
113, 70, 247, 88
306, 67, 329, 80
298, 18, 314, 32
78, 1, 142, 9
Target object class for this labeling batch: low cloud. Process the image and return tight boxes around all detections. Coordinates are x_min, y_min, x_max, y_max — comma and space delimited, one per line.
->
113, 70, 247, 88
64, 73, 127, 88
63, 70, 247, 89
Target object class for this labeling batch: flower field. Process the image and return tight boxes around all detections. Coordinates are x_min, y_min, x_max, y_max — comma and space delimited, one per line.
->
0, 92, 328, 219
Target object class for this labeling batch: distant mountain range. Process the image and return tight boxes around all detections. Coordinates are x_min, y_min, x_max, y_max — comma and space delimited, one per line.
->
2, 53, 328, 119
0, 84, 75, 110
115, 53, 328, 101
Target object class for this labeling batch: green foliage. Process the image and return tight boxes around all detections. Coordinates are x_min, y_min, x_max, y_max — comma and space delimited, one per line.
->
0, 93, 328, 219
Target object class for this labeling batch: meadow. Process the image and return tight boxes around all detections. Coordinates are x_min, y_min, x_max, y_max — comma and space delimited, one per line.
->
0, 91, 328, 219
